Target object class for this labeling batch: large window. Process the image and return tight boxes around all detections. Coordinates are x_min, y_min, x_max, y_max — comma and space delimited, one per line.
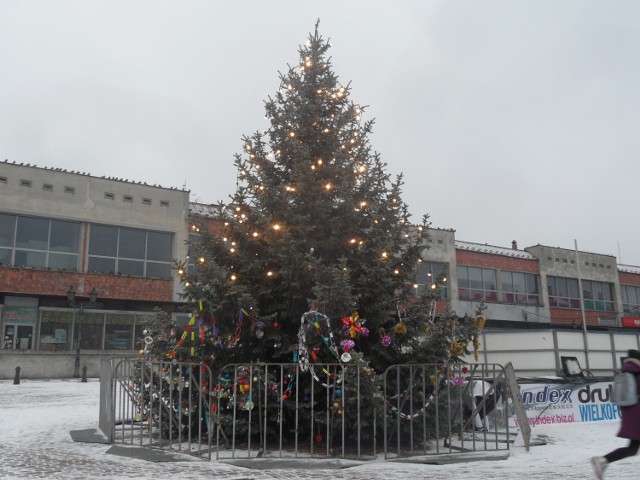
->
547, 276, 614, 311
457, 266, 497, 302
547, 276, 580, 308
0, 213, 16, 266
501, 271, 540, 305
40, 309, 156, 351
415, 261, 448, 298
104, 313, 135, 350
621, 285, 640, 315
0, 213, 80, 269
187, 233, 199, 274
582, 280, 614, 312
87, 224, 173, 278
76, 311, 105, 350
38, 310, 73, 351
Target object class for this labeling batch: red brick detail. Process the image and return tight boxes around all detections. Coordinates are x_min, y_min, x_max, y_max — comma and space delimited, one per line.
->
401, 296, 449, 316
456, 250, 539, 272
549, 308, 611, 327
619, 272, 640, 287
196, 217, 226, 236
0, 267, 173, 301
435, 300, 450, 316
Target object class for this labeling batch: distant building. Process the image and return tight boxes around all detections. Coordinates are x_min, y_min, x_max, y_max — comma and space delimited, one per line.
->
421, 237, 640, 330
1, 161, 640, 376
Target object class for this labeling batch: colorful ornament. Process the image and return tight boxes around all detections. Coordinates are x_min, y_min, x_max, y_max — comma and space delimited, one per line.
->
340, 339, 355, 351
379, 327, 392, 347
341, 311, 365, 338
393, 323, 407, 335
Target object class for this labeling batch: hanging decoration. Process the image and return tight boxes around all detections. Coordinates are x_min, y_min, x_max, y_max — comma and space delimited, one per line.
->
163, 302, 275, 362
298, 308, 340, 365
392, 323, 407, 335
297, 308, 344, 387
168, 316, 196, 360
428, 299, 437, 324
339, 339, 355, 363
378, 327, 392, 348
341, 311, 366, 338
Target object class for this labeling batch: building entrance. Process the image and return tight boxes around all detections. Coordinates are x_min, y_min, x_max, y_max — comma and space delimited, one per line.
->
2, 324, 34, 349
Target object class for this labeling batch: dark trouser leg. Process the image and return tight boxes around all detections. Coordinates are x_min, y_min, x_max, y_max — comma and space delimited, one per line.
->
605, 439, 640, 463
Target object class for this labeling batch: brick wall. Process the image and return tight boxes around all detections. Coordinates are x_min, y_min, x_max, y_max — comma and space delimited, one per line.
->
619, 272, 640, 287
0, 267, 173, 302
549, 308, 607, 327
196, 217, 226, 236
456, 250, 538, 272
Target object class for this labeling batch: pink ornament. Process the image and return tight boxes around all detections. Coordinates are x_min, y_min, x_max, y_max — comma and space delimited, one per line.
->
340, 339, 355, 351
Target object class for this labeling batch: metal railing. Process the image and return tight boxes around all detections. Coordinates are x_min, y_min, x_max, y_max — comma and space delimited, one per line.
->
383, 363, 513, 460
100, 359, 517, 462
213, 362, 379, 461
103, 358, 218, 459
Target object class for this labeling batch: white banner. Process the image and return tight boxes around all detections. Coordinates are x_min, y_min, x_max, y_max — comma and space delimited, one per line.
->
511, 380, 621, 428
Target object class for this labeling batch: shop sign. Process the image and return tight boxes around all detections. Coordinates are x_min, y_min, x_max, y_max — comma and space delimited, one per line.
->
1, 306, 37, 325
621, 317, 640, 328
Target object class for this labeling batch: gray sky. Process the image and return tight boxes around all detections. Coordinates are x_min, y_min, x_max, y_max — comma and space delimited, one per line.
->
2, 1, 639, 265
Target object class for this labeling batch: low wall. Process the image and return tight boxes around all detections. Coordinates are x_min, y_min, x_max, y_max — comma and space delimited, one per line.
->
463, 329, 640, 377
3, 329, 640, 380
0, 351, 132, 380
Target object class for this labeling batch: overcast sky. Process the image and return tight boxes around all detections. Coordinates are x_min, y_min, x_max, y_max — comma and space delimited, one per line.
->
1, 1, 639, 265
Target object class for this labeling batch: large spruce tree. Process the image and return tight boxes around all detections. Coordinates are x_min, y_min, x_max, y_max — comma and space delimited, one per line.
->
176, 23, 477, 374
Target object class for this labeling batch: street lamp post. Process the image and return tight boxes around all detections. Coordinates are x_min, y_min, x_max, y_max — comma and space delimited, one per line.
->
67, 286, 98, 379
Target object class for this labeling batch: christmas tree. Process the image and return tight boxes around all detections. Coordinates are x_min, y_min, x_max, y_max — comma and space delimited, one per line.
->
142, 23, 486, 449
178, 22, 443, 372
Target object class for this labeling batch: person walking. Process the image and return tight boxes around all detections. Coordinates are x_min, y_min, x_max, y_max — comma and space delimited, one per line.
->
591, 349, 640, 479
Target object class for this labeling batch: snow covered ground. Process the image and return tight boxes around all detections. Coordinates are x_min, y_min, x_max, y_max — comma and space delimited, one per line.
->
0, 379, 636, 479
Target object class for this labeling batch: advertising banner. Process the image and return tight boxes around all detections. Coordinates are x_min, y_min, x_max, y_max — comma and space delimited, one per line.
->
621, 317, 640, 328
1, 306, 37, 325
512, 380, 620, 428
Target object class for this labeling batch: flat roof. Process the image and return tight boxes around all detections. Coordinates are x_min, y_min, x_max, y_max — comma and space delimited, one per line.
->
455, 240, 537, 260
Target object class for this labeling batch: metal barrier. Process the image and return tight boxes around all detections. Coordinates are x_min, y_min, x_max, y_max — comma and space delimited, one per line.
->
383, 363, 514, 459
101, 359, 518, 462
99, 359, 114, 442
214, 362, 379, 461
106, 358, 217, 459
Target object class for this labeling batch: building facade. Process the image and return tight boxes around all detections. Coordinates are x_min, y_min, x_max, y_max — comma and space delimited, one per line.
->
0, 161, 191, 360
425, 239, 640, 331
1, 161, 640, 377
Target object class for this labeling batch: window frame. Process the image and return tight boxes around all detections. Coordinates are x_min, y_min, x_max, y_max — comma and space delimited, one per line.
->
501, 271, 540, 306
622, 284, 640, 315
0, 213, 81, 270
457, 265, 498, 302
415, 260, 448, 299
87, 224, 173, 278
548, 275, 613, 311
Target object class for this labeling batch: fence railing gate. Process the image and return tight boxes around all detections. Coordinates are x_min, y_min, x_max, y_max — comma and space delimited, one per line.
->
383, 363, 516, 460
100, 359, 522, 462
